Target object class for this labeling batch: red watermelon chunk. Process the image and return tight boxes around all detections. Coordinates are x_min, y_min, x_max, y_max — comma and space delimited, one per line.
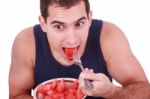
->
64, 48, 77, 60
36, 79, 85, 99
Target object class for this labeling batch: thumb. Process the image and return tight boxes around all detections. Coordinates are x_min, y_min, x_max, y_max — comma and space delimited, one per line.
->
80, 72, 106, 81
80, 72, 97, 80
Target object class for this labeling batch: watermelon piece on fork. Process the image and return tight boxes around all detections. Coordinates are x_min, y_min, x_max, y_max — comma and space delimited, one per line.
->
64, 48, 77, 60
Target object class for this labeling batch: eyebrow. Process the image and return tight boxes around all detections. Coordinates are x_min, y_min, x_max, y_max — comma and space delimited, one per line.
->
50, 16, 87, 25
76, 16, 87, 22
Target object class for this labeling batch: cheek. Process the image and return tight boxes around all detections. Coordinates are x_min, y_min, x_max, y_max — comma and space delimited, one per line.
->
80, 29, 89, 41
47, 34, 64, 48
48, 37, 57, 44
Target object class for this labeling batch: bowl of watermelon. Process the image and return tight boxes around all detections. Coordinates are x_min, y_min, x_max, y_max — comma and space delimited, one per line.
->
33, 78, 86, 99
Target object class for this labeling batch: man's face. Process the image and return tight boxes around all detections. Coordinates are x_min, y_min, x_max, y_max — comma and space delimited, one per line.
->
40, 1, 92, 66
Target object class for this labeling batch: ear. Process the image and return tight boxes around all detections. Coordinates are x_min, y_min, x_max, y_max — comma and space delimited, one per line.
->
87, 10, 92, 26
39, 15, 48, 32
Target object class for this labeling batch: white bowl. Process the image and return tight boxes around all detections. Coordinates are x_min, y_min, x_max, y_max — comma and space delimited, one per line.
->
33, 78, 86, 99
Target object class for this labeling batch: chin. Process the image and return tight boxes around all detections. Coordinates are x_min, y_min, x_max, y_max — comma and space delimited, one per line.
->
61, 60, 74, 66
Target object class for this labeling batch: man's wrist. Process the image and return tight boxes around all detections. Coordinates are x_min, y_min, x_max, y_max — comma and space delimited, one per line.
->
104, 83, 122, 99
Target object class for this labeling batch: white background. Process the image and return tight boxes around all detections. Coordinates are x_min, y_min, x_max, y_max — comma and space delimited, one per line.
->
0, 0, 150, 98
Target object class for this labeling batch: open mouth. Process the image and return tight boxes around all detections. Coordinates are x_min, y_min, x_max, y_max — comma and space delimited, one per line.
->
63, 47, 78, 61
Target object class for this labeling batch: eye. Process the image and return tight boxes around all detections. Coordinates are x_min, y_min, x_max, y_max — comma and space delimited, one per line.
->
54, 24, 64, 30
75, 21, 85, 27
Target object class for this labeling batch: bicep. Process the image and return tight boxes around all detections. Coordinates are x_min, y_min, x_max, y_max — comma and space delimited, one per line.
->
9, 62, 34, 97
101, 22, 148, 86
9, 31, 34, 98
108, 52, 148, 86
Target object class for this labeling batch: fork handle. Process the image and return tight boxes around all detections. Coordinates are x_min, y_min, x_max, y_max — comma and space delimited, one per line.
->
79, 64, 84, 71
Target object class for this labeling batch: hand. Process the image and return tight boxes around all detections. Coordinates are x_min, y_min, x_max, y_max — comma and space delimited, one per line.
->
78, 68, 115, 98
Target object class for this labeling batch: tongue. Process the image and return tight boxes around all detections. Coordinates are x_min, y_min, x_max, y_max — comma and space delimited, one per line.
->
64, 48, 77, 60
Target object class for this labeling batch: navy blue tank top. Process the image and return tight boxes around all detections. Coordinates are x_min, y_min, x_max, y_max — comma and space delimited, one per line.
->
33, 19, 112, 99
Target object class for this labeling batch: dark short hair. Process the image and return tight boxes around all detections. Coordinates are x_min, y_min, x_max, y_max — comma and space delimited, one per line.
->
40, 0, 90, 20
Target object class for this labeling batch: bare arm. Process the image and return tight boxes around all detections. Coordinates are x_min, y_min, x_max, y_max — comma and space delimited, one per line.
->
101, 21, 150, 99
108, 81, 150, 99
79, 21, 150, 99
9, 27, 35, 99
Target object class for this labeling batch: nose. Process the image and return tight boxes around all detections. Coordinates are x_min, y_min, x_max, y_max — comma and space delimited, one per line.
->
65, 30, 79, 46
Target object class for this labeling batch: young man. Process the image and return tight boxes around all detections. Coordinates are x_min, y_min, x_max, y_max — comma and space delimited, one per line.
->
9, 0, 150, 99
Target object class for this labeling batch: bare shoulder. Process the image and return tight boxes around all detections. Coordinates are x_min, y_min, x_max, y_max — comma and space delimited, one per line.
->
12, 27, 35, 66
101, 21, 127, 41
13, 27, 35, 49
100, 21, 130, 62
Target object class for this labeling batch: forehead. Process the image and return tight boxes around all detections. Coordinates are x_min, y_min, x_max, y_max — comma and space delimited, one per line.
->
47, 1, 87, 23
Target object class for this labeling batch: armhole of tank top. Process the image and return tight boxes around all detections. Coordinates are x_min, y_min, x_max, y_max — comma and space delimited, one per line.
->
98, 20, 112, 81
33, 25, 39, 71
97, 20, 107, 65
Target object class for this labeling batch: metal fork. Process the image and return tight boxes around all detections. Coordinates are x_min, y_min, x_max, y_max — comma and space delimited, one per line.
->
73, 51, 93, 90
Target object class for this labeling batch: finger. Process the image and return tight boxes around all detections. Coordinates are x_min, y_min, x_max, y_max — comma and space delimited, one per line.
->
89, 69, 94, 73
84, 68, 89, 73
78, 73, 86, 88
79, 71, 93, 90
80, 72, 107, 81
83, 68, 94, 73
